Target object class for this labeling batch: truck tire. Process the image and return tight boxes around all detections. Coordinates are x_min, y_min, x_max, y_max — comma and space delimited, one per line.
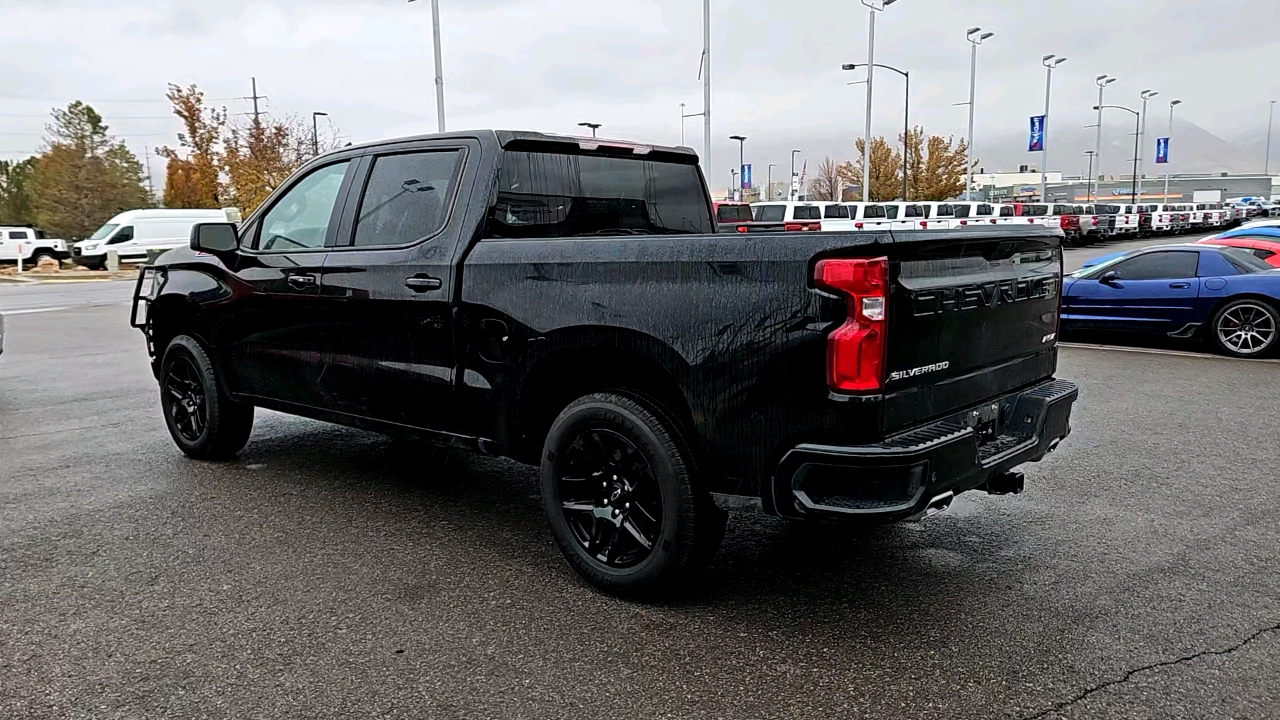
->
1210, 298, 1278, 359
540, 392, 727, 598
159, 335, 254, 460
31, 249, 58, 265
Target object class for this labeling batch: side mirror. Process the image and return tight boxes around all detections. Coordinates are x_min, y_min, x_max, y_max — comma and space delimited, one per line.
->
191, 223, 239, 253
1099, 270, 1119, 284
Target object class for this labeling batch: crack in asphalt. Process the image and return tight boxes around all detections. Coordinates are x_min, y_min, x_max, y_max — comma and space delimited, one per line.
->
1022, 621, 1280, 720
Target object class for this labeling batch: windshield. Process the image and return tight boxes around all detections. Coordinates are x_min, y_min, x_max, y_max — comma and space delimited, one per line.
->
87, 223, 119, 241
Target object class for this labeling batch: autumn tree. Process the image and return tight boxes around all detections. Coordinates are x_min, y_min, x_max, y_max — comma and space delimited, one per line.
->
28, 102, 152, 239
0, 158, 38, 226
903, 127, 970, 201
841, 137, 902, 201
158, 84, 225, 209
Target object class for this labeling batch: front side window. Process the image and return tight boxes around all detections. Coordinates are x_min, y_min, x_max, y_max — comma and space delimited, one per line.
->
823, 204, 849, 219
258, 161, 351, 251
755, 205, 785, 222
484, 151, 712, 238
1105, 251, 1199, 280
353, 151, 462, 247
108, 226, 135, 244
9, 230, 29, 240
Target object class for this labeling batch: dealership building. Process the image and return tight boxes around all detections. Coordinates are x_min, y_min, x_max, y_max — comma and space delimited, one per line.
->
978, 171, 1280, 204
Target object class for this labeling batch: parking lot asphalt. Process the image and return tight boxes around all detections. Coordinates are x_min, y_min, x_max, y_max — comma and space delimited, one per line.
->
3, 256, 1278, 719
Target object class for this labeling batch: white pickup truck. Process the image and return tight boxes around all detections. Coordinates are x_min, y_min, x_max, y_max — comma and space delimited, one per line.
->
0, 226, 70, 265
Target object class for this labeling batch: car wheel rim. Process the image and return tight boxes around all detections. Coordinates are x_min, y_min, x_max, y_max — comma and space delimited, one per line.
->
556, 428, 663, 569
1217, 303, 1277, 355
165, 356, 207, 442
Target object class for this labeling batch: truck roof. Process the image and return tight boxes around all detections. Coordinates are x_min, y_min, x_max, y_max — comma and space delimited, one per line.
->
332, 130, 700, 164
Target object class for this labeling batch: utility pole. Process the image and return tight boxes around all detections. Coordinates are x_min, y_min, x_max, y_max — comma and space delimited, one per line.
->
702, 0, 712, 182
143, 145, 155, 200
1267, 100, 1277, 175
790, 149, 801, 201
408, 0, 447, 132
242, 77, 266, 124
312, 112, 329, 156
768, 163, 775, 201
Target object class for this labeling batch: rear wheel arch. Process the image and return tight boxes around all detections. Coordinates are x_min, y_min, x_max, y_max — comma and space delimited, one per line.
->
512, 338, 704, 471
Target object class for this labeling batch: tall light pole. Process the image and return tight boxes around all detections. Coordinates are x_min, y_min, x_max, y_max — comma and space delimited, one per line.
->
1091, 74, 1117, 201
1164, 99, 1182, 202
859, 0, 898, 203
702, 0, 712, 181
730, 169, 737, 199
1267, 100, 1277, 175
578, 122, 601, 138
1084, 151, 1097, 200
729, 134, 747, 201
311, 111, 328, 156
1096, 104, 1141, 203
790, 149, 801, 200
1136, 89, 1159, 200
408, 0, 447, 133
767, 163, 776, 201
964, 27, 995, 201
1039, 54, 1067, 202
844, 62, 909, 200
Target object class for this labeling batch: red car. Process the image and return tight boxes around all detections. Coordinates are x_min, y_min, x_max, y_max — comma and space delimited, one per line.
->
712, 201, 785, 233
1197, 235, 1280, 268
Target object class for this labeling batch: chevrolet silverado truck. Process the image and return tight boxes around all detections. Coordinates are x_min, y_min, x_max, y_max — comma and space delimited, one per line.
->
131, 130, 1078, 597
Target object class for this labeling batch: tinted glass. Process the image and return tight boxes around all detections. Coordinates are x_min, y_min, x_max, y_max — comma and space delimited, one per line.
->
717, 205, 753, 222
1108, 251, 1199, 280
755, 205, 786, 222
884, 205, 899, 220
108, 226, 134, 244
936, 204, 954, 217
823, 204, 849, 219
353, 151, 462, 247
864, 205, 885, 219
1221, 247, 1273, 273
999, 205, 1014, 217
1022, 205, 1048, 216
9, 230, 28, 240
259, 161, 351, 251
1095, 204, 1120, 214
484, 151, 712, 238
975, 204, 992, 216
904, 205, 923, 218
952, 204, 971, 218
793, 206, 821, 220
1052, 205, 1071, 215
88, 223, 119, 241
1255, 249, 1276, 260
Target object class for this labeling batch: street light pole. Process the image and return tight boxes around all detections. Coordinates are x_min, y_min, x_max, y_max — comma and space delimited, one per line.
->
1084, 151, 1096, 200
1092, 75, 1117, 202
964, 27, 995, 201
858, 0, 898, 204
1164, 99, 1182, 201
1137, 89, 1159, 201
1267, 100, 1277, 175
1039, 55, 1067, 202
311, 111, 328, 156
790, 149, 801, 200
578, 122, 601, 138
730, 169, 737, 199
844, 62, 909, 200
680, 103, 686, 146
409, 0, 447, 133
729, 135, 747, 201
1095, 104, 1141, 203
703, 0, 712, 182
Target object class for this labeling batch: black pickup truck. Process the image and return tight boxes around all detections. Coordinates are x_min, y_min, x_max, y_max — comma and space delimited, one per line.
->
132, 130, 1077, 597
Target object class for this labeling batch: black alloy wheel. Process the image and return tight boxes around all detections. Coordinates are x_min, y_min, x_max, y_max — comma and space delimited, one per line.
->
159, 335, 255, 459
556, 428, 664, 568
165, 354, 207, 443
1212, 299, 1279, 358
540, 392, 727, 598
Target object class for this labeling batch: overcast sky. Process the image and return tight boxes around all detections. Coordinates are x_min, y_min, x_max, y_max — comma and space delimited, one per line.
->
3, 0, 1279, 188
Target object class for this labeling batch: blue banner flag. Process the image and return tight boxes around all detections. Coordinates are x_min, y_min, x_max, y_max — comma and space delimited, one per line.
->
741, 163, 752, 189
1155, 137, 1170, 164
1029, 115, 1045, 152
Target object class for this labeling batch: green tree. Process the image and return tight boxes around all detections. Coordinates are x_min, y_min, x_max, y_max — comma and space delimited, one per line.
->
0, 158, 38, 226
28, 102, 152, 239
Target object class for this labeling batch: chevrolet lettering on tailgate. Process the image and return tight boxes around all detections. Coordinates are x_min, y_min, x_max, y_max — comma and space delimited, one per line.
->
911, 275, 1059, 317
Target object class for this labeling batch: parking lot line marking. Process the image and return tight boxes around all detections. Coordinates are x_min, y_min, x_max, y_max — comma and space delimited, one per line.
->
3, 306, 71, 315
1060, 342, 1280, 364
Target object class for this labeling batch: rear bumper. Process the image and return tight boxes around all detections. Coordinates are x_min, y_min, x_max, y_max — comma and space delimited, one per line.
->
766, 378, 1078, 521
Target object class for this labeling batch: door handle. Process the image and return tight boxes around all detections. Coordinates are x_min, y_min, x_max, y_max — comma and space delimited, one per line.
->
287, 273, 317, 288
405, 276, 443, 292
1169, 282, 1191, 289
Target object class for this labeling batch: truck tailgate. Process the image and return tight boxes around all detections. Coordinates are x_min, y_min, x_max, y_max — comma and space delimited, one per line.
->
882, 231, 1061, 431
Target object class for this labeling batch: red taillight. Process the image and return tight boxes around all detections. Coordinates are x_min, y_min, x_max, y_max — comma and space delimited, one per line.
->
736, 225, 749, 233
959, 220, 968, 225
854, 222, 864, 230
784, 222, 802, 231
814, 257, 888, 393
1028, 218, 1036, 224
919, 221, 928, 229
990, 218, 998, 224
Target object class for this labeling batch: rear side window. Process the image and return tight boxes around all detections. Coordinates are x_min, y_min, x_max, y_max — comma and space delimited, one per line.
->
1254, 249, 1276, 260
716, 205, 753, 222
864, 205, 885, 219
8, 230, 29, 240
935, 204, 954, 217
755, 205, 785, 222
999, 205, 1014, 217
904, 205, 923, 218
484, 151, 713, 238
823, 204, 849, 219
351, 151, 463, 247
793, 206, 821, 220
1108, 251, 1199, 280
884, 205, 899, 220
952, 204, 971, 218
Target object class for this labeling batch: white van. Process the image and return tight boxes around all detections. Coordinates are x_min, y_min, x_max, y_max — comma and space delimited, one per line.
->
750, 201, 824, 231
72, 208, 240, 269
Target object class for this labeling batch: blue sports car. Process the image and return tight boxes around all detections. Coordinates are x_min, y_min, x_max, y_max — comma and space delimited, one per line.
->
1061, 243, 1280, 358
